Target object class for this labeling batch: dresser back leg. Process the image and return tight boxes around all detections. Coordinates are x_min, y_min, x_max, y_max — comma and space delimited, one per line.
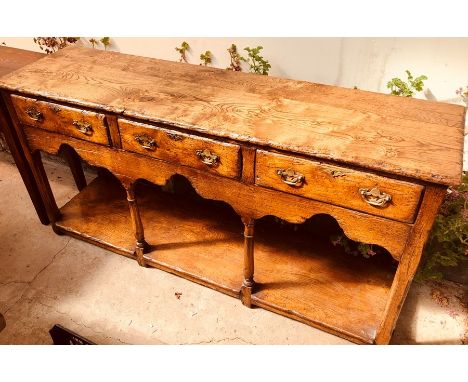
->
30, 150, 61, 223
241, 216, 255, 308
375, 185, 446, 344
61, 146, 87, 191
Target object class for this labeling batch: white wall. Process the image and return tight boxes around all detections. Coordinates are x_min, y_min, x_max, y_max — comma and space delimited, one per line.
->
2, 37, 467, 169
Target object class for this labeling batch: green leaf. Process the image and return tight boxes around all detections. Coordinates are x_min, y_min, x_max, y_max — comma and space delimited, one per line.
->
100, 37, 110, 50
387, 70, 427, 97
242, 45, 271, 75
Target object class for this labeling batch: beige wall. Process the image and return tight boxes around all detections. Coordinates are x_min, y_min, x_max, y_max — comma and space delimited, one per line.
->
2, 37, 467, 168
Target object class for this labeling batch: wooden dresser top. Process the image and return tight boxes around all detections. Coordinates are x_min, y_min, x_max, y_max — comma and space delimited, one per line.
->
0, 45, 464, 186
0, 46, 43, 77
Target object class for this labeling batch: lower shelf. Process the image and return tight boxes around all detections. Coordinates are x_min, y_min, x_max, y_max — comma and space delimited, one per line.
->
55, 175, 397, 344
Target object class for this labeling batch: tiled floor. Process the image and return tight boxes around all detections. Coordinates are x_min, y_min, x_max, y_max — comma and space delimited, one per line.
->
0, 151, 466, 344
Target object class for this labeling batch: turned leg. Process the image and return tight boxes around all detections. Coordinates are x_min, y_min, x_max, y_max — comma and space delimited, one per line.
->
240, 217, 255, 308
123, 181, 148, 267
62, 146, 87, 191
375, 186, 446, 344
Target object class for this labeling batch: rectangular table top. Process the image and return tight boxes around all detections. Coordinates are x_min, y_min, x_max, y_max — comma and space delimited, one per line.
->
0, 45, 464, 186
0, 46, 43, 77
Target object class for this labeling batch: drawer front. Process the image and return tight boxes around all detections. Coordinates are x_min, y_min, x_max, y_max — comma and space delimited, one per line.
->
11, 94, 109, 145
118, 119, 241, 179
255, 150, 424, 223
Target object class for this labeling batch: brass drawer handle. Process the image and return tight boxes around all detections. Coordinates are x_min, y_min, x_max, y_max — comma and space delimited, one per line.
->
276, 168, 305, 187
196, 149, 219, 166
73, 120, 93, 136
134, 134, 157, 150
25, 107, 43, 122
359, 187, 392, 207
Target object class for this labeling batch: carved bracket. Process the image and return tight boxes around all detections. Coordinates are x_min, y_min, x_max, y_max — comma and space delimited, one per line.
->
28, 136, 407, 262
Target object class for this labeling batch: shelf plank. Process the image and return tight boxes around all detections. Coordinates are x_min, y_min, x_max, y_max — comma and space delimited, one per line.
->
55, 175, 396, 343
56, 175, 245, 296
252, 220, 396, 343
55, 176, 136, 256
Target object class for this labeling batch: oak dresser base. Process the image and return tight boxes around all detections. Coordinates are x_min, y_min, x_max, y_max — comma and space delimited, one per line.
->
0, 46, 462, 345
53, 174, 397, 344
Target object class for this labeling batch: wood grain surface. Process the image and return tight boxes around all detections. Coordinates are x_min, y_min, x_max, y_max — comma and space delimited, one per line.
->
119, 118, 241, 179
55, 174, 396, 344
0, 46, 464, 186
11, 94, 109, 145
25, 126, 413, 260
375, 185, 447, 344
1, 45, 460, 344
255, 150, 424, 223
0, 46, 44, 77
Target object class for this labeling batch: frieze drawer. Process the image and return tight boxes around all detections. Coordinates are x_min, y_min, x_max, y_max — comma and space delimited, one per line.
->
118, 119, 241, 179
11, 94, 109, 146
255, 150, 424, 223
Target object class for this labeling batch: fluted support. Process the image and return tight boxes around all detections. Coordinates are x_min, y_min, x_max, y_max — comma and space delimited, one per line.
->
122, 179, 148, 267
240, 216, 255, 308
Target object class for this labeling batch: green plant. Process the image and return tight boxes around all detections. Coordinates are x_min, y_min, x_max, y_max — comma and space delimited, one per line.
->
331, 173, 468, 281
416, 172, 468, 281
387, 70, 428, 97
330, 234, 377, 258
100, 37, 110, 50
33, 37, 80, 54
241, 46, 270, 75
199, 50, 212, 66
456, 85, 468, 98
175, 41, 190, 63
227, 44, 242, 71
89, 38, 99, 48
